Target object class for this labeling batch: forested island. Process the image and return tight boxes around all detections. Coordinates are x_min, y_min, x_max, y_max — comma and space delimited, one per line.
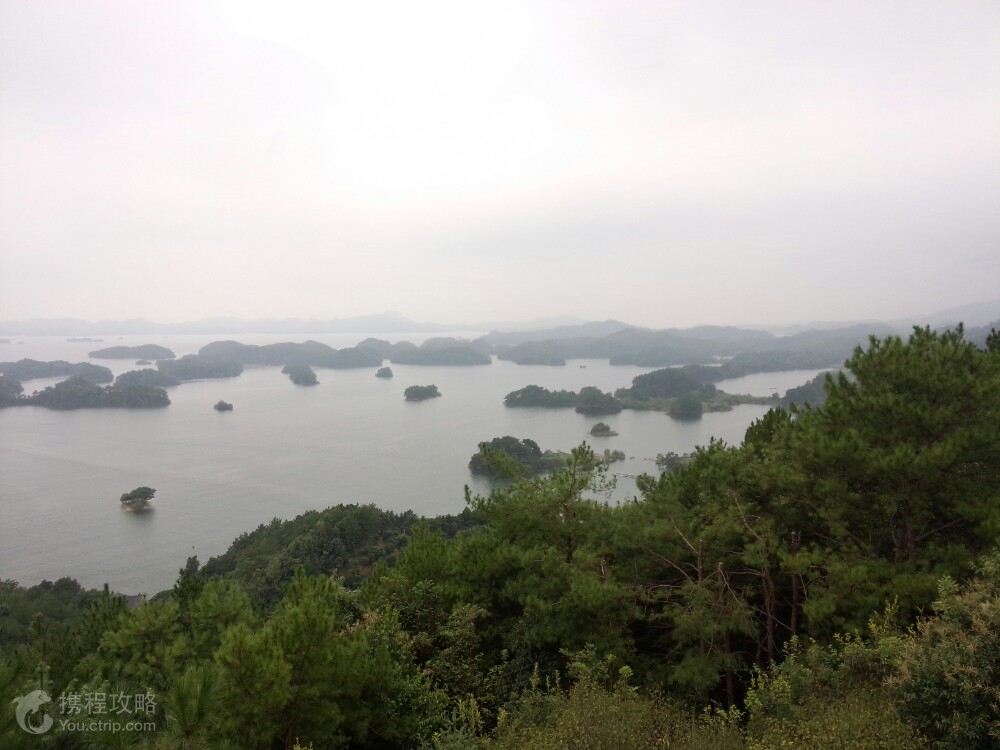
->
119, 486, 156, 511
0, 358, 113, 383
503, 384, 623, 415
0, 375, 170, 409
489, 322, 893, 370
113, 368, 180, 388
282, 363, 319, 385
198, 339, 381, 368
404, 384, 441, 401
505, 364, 777, 421
156, 354, 244, 380
214, 400, 234, 412
375, 366, 394, 378
89, 344, 175, 359
1, 326, 998, 749
468, 436, 569, 477
589, 421, 618, 436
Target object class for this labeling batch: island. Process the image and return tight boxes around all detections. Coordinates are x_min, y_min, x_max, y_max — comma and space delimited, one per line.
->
589, 422, 618, 437
114, 369, 180, 388
198, 340, 381, 368
120, 486, 156, 511
506, 368, 774, 420
157, 355, 244, 380
89, 344, 176, 360
375, 366, 393, 378
404, 384, 441, 401
5, 376, 171, 410
135, 359, 152, 365
503, 384, 622, 415
468, 436, 568, 477
0, 358, 113, 383
282, 364, 319, 386
214, 400, 234, 412
503, 384, 579, 408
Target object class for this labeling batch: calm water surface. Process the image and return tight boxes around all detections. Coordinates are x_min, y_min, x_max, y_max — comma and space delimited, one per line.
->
0, 334, 823, 593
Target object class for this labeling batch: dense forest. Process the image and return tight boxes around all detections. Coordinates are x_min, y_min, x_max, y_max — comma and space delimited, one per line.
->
1, 326, 999, 748
0, 375, 170, 410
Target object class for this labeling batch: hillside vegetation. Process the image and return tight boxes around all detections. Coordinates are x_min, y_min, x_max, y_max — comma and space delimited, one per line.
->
1, 326, 998, 749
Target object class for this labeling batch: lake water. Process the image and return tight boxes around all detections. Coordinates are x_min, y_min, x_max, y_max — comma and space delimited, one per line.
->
0, 334, 825, 594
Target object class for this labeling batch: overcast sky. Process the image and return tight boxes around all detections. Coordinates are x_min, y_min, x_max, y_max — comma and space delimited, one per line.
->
1, 1, 998, 327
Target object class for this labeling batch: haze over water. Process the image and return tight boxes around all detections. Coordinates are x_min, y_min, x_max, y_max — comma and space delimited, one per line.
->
0, 334, 823, 593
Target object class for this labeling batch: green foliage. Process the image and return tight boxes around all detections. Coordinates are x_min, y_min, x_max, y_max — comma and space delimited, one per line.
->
405, 384, 442, 401
617, 366, 716, 400
893, 555, 1000, 750
200, 503, 480, 607
503, 384, 579, 408
114, 368, 180, 388
0, 578, 102, 648
468, 437, 567, 477
281, 364, 319, 385
20, 376, 170, 409
0, 374, 24, 406
120, 486, 157, 510
589, 421, 617, 436
1, 325, 998, 748
157, 354, 244, 380
0, 358, 113, 383
780, 371, 830, 408
669, 391, 704, 420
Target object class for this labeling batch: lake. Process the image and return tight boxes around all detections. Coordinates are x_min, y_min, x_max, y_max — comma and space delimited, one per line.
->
0, 334, 825, 593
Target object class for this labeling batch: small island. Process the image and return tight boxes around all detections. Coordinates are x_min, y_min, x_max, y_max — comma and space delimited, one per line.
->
282, 364, 319, 386
599, 448, 626, 464
214, 400, 234, 412
589, 422, 618, 437
120, 486, 156, 511
135, 359, 152, 365
375, 366, 394, 379
89, 344, 175, 360
468, 436, 568, 477
404, 384, 440, 401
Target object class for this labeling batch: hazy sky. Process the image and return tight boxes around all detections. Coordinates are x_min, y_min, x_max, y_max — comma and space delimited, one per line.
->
1, 1, 998, 327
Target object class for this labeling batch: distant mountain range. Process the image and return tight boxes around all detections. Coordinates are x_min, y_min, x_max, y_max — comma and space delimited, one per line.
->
1, 299, 997, 337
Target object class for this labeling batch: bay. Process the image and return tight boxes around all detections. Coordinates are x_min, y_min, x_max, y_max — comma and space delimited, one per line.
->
0, 334, 823, 593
